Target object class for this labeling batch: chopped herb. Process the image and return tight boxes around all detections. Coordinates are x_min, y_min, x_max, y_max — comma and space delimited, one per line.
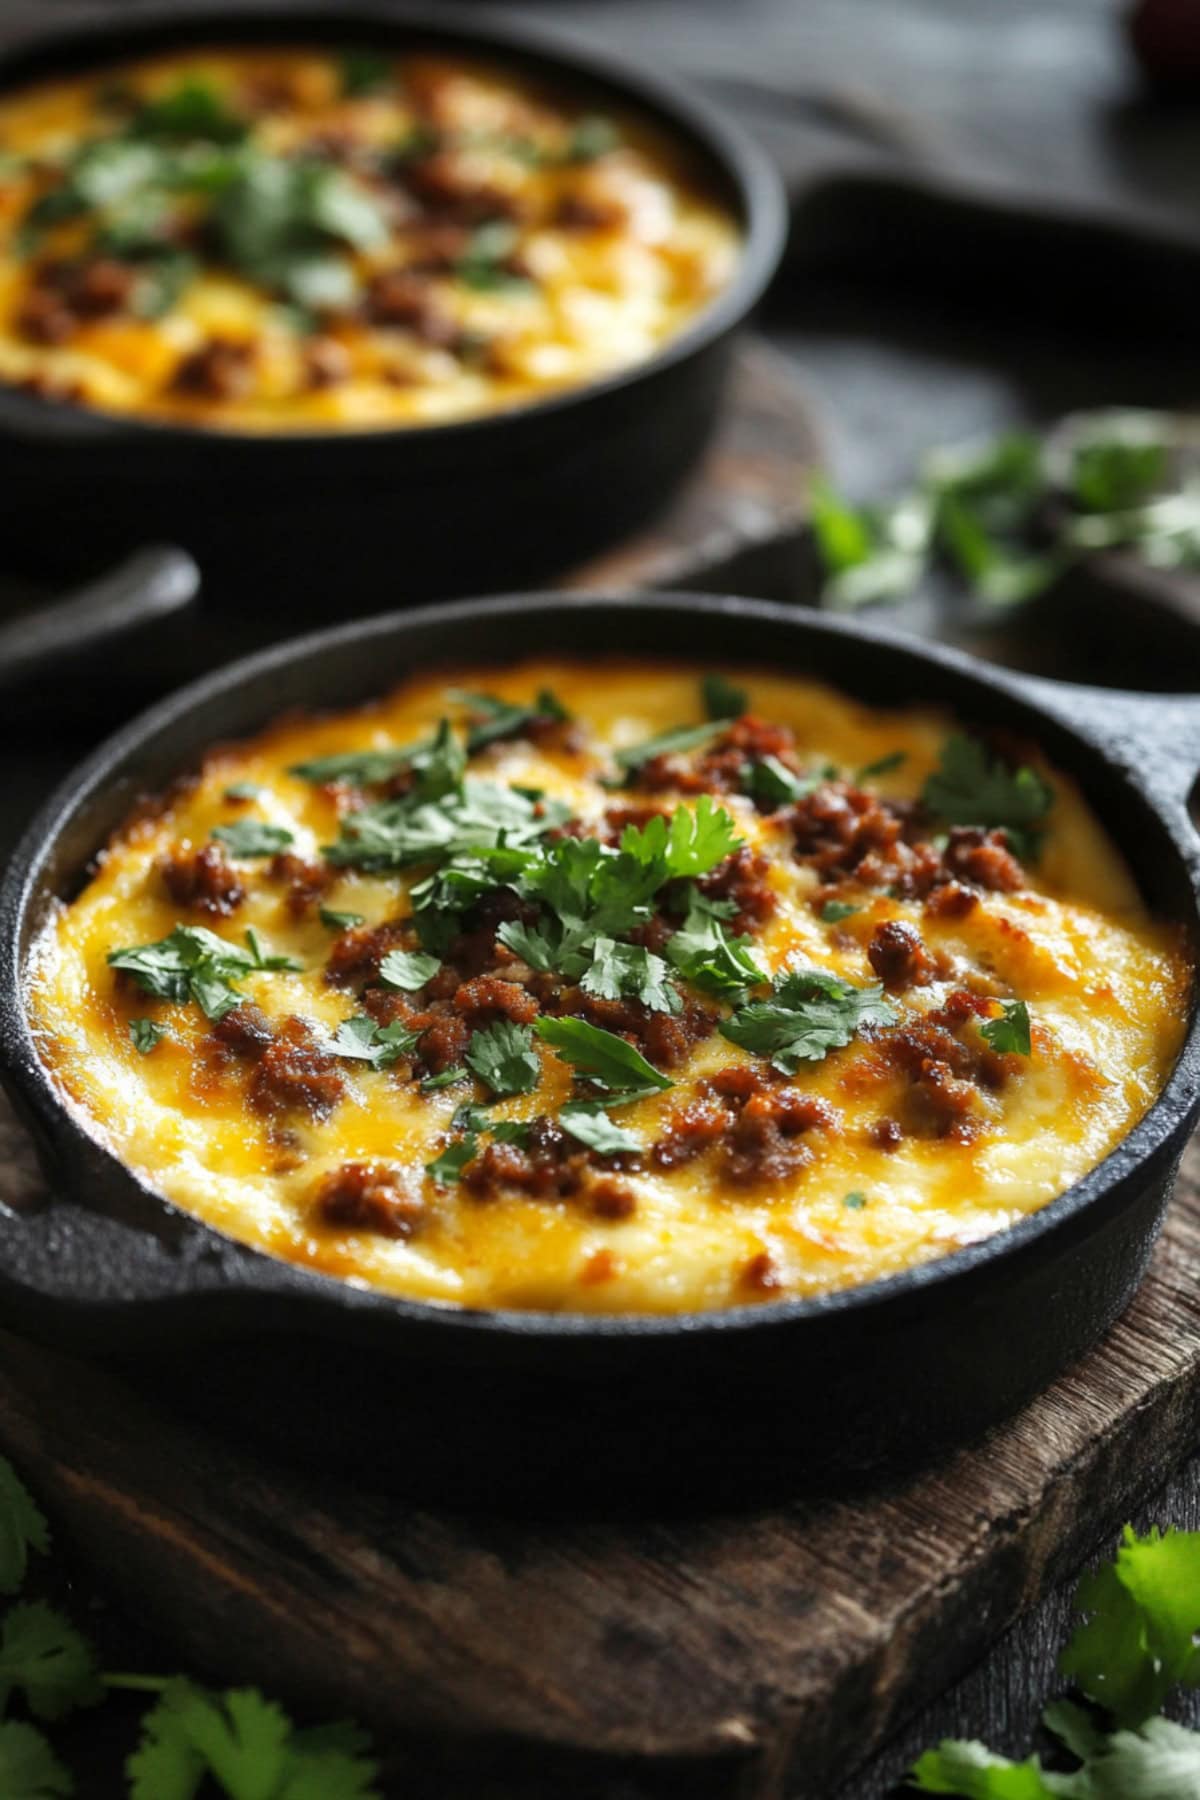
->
449, 687, 569, 754
454, 221, 530, 291
533, 1017, 673, 1096
319, 908, 366, 931
339, 49, 392, 96
581, 938, 681, 1014
811, 474, 932, 610
922, 735, 1053, 861
329, 1016, 419, 1070
426, 1135, 479, 1185
821, 900, 858, 923
324, 778, 565, 871
211, 820, 294, 858
563, 116, 619, 162
290, 736, 433, 786
129, 1018, 167, 1055
128, 78, 248, 145
624, 795, 742, 881
559, 1102, 642, 1156
721, 967, 896, 1074
701, 673, 747, 720
843, 1191, 868, 1210
465, 1021, 540, 1097
613, 718, 726, 777
665, 891, 766, 1001
746, 754, 821, 810
0, 1719, 72, 1799
211, 151, 389, 307
419, 1065, 468, 1093
223, 781, 262, 801
980, 998, 1032, 1056
108, 926, 299, 1021
856, 750, 907, 781
378, 949, 441, 991
451, 1104, 531, 1148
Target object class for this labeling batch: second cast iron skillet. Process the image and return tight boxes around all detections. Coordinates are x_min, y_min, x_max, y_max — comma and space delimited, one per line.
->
1, 594, 1198, 1505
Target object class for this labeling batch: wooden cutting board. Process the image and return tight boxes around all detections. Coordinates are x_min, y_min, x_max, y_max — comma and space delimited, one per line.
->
1, 1109, 1199, 1800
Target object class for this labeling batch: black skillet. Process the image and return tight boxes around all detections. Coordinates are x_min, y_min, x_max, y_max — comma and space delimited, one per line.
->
0, 593, 1197, 1507
0, 1, 786, 609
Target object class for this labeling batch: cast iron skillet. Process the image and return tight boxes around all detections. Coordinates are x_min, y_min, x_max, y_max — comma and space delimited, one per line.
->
1, 594, 1198, 1506
0, 2, 786, 609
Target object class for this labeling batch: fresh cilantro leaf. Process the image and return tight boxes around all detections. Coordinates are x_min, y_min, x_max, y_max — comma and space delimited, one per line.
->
1060, 1525, 1200, 1727
451, 1104, 531, 1147
324, 780, 565, 871
406, 719, 467, 805
844, 1191, 868, 1209
465, 1021, 540, 1097
339, 50, 391, 97
935, 491, 1066, 608
581, 938, 681, 1014
211, 821, 295, 858
426, 1136, 478, 1185
419, 1065, 468, 1093
378, 949, 441, 991
563, 115, 619, 162
559, 1102, 642, 1156
533, 1017, 673, 1095
908, 1739, 1060, 1796
454, 221, 530, 290
857, 750, 908, 781
665, 892, 766, 1001
0, 1603, 101, 1721
330, 1017, 419, 1070
922, 735, 1053, 860
223, 782, 262, 801
1071, 426, 1169, 515
701, 674, 747, 720
495, 918, 561, 974
0, 1458, 48, 1595
109, 927, 297, 1022
128, 1679, 378, 1800
290, 737, 433, 787
212, 153, 388, 306
0, 1720, 73, 1799
624, 795, 742, 882
981, 1000, 1032, 1056
129, 1018, 167, 1054
129, 79, 247, 145
721, 967, 896, 1073
1070, 1714, 1200, 1797
613, 719, 726, 776
448, 688, 569, 754
811, 475, 932, 610
319, 909, 365, 931
821, 901, 858, 923
490, 1120, 533, 1147
746, 755, 821, 809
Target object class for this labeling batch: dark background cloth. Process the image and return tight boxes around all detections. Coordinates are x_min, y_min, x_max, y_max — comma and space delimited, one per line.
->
4, 1, 1200, 1795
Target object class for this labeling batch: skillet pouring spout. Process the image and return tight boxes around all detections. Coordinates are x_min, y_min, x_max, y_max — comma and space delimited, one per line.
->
0, 592, 1197, 1505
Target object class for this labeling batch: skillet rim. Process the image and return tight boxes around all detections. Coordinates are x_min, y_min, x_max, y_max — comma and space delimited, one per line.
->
1, 590, 1199, 1345
0, 0, 788, 453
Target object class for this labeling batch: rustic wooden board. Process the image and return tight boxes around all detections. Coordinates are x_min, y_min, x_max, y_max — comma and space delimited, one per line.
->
1, 1085, 1198, 1799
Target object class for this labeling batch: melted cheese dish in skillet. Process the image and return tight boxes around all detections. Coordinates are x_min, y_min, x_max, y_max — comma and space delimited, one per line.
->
28, 661, 1191, 1314
0, 47, 739, 429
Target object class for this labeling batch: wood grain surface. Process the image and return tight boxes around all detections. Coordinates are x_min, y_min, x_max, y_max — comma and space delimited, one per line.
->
0, 1079, 1197, 1800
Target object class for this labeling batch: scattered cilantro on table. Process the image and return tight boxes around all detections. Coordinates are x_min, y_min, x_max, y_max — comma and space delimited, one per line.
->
0, 1453, 381, 1796
909, 1524, 1200, 1798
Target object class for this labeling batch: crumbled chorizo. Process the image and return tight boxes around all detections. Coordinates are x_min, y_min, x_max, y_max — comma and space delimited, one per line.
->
325, 920, 410, 986
453, 974, 539, 1027
212, 1001, 275, 1059
17, 257, 138, 342
249, 1016, 344, 1120
653, 1064, 837, 1185
172, 338, 256, 400
694, 846, 776, 933
867, 919, 935, 992
314, 1162, 424, 1238
161, 842, 245, 917
362, 269, 461, 347
267, 852, 335, 917
941, 827, 1024, 893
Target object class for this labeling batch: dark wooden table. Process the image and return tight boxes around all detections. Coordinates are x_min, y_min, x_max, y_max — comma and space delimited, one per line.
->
4, 1, 1200, 1795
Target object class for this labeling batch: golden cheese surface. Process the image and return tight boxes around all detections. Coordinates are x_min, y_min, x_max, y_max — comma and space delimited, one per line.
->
27, 659, 1191, 1315
0, 46, 739, 429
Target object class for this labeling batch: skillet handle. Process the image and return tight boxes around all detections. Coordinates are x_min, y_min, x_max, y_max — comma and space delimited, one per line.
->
1016, 674, 1200, 833
0, 545, 199, 694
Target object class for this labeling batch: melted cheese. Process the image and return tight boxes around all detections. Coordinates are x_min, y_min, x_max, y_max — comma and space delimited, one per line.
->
0, 48, 739, 430
27, 660, 1191, 1314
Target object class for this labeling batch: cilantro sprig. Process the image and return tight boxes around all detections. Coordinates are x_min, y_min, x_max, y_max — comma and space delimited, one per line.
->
329, 1016, 419, 1070
533, 1016, 673, 1100
465, 1021, 540, 1097
910, 1524, 1200, 1797
664, 891, 766, 1002
0, 1452, 381, 1797
108, 926, 299, 1022
922, 736, 1053, 861
721, 967, 896, 1073
448, 687, 570, 754
980, 999, 1032, 1056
